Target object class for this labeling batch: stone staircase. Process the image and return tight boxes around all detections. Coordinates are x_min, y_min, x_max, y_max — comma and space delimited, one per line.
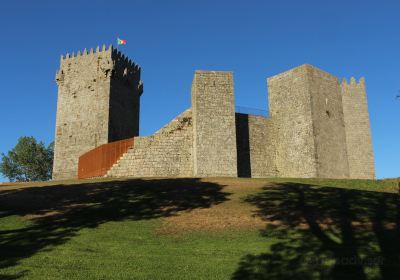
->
106, 108, 193, 178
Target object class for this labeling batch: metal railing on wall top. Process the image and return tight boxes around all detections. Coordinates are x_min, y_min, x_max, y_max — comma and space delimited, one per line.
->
235, 106, 268, 117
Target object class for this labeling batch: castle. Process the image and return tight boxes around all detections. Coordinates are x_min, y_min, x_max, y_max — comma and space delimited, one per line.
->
52, 45, 375, 180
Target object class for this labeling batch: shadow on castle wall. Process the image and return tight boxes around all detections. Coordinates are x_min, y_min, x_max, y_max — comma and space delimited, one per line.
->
233, 183, 400, 280
236, 113, 252, 177
0, 178, 229, 279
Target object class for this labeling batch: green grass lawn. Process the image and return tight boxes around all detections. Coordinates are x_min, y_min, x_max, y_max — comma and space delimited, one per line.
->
0, 177, 399, 279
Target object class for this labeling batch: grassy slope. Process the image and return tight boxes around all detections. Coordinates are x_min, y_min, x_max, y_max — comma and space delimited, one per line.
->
0, 178, 399, 279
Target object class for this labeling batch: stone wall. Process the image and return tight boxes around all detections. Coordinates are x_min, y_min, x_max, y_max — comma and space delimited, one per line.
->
53, 47, 112, 180
236, 114, 276, 177
235, 113, 251, 177
53, 45, 376, 181
109, 50, 143, 141
268, 65, 317, 178
106, 109, 193, 177
248, 115, 277, 177
267, 64, 351, 178
341, 78, 375, 179
53, 46, 142, 180
308, 66, 349, 178
191, 71, 238, 177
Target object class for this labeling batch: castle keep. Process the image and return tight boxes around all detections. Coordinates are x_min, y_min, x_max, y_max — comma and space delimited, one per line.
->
53, 46, 375, 180
53, 45, 142, 180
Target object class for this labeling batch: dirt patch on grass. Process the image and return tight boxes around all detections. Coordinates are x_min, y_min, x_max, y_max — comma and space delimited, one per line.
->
1, 177, 276, 233
3, 177, 392, 235
158, 204, 266, 234
157, 178, 270, 234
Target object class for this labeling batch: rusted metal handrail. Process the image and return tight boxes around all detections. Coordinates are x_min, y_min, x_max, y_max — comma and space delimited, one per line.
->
78, 138, 134, 179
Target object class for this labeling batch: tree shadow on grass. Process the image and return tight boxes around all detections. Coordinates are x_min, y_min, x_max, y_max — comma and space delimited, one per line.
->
0, 178, 229, 278
233, 183, 400, 280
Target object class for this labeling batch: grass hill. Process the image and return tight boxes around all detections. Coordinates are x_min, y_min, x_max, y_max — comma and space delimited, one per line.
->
0, 177, 399, 279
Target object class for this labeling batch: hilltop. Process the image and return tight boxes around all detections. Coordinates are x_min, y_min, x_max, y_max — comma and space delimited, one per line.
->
0, 177, 399, 279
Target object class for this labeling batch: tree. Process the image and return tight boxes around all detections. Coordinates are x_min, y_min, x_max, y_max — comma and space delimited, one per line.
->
0, 136, 54, 182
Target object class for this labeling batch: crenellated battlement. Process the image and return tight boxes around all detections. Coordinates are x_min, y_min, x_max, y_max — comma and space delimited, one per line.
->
59, 45, 140, 71
341, 77, 365, 90
56, 45, 142, 88
111, 48, 141, 73
61, 44, 112, 60
111, 48, 141, 83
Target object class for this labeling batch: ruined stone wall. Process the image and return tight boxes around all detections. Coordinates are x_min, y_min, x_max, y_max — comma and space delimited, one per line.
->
341, 78, 375, 179
53, 46, 142, 180
191, 71, 237, 177
236, 114, 276, 177
308, 66, 349, 178
267, 65, 317, 178
106, 109, 193, 177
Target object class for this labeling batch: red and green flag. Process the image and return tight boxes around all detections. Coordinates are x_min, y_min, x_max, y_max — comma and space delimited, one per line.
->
117, 38, 127, 45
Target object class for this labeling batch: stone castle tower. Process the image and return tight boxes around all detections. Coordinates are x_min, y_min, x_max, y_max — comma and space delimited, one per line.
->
266, 65, 374, 179
53, 46, 374, 180
53, 45, 143, 180
191, 71, 238, 177
341, 77, 375, 179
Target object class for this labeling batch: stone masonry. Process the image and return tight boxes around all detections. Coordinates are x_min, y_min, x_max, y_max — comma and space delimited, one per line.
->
236, 114, 276, 178
53, 45, 142, 180
107, 109, 193, 177
267, 65, 350, 178
341, 78, 375, 179
191, 71, 238, 177
53, 47, 375, 180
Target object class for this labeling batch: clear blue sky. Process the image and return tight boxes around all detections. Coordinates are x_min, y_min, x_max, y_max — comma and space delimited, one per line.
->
0, 0, 399, 180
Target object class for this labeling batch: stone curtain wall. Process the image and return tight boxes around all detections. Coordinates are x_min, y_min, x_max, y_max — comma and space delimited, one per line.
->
191, 71, 238, 177
236, 114, 277, 178
308, 66, 349, 178
53, 46, 142, 180
247, 115, 277, 177
341, 79, 375, 179
235, 114, 251, 177
106, 109, 193, 177
267, 65, 317, 178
